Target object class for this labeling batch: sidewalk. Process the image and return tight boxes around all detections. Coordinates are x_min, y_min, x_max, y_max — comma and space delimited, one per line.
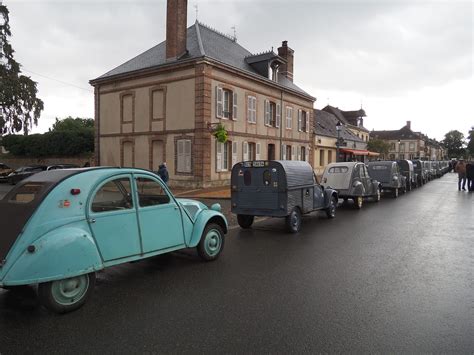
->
173, 185, 231, 199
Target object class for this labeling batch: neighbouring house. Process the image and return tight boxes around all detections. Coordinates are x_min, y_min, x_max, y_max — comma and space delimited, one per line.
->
322, 105, 370, 143
371, 121, 445, 160
313, 109, 371, 176
89, 0, 315, 188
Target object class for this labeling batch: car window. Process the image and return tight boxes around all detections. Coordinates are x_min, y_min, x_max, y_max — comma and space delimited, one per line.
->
370, 165, 388, 170
8, 183, 46, 204
328, 166, 348, 173
136, 177, 170, 207
91, 178, 133, 213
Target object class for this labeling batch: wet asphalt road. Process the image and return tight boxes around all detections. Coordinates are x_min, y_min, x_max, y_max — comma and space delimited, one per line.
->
0, 174, 473, 353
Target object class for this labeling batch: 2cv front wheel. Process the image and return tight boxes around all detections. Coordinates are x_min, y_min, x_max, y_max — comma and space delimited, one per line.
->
197, 223, 225, 261
325, 196, 338, 219
38, 272, 96, 314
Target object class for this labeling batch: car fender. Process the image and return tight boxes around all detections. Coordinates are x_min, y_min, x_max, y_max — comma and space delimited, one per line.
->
324, 188, 338, 207
352, 181, 365, 195
188, 210, 228, 248
2, 226, 103, 286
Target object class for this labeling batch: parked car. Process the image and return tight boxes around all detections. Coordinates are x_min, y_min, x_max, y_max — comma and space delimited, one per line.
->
0, 163, 14, 182
321, 162, 382, 209
412, 159, 427, 186
431, 161, 440, 178
0, 167, 228, 313
7, 165, 47, 185
367, 161, 406, 198
397, 160, 417, 191
231, 160, 338, 233
423, 161, 432, 181
46, 164, 80, 170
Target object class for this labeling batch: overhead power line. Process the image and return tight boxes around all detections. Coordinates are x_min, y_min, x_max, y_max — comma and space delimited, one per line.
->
22, 68, 93, 93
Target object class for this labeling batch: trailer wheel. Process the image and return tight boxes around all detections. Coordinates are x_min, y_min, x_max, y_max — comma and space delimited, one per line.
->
286, 207, 302, 233
38, 273, 96, 314
237, 214, 254, 229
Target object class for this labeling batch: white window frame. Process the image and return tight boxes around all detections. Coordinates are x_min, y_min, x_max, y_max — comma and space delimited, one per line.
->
297, 109, 302, 132
264, 100, 270, 126
276, 103, 281, 128
216, 141, 230, 172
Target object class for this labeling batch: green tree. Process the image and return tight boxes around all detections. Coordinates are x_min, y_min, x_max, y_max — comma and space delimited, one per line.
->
50, 117, 94, 132
0, 4, 44, 135
367, 138, 390, 156
441, 130, 466, 158
467, 127, 474, 158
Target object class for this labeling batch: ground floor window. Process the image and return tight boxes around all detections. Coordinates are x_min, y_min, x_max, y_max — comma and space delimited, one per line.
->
216, 141, 231, 171
268, 144, 275, 160
177, 139, 192, 173
286, 145, 292, 160
328, 150, 333, 164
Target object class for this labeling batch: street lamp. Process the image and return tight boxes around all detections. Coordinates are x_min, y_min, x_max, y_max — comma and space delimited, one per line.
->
336, 121, 342, 162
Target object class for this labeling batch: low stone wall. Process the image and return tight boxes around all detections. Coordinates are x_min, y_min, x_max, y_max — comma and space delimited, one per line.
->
0, 155, 94, 169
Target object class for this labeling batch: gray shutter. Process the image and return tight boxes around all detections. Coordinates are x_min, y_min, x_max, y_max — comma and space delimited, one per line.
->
276, 103, 281, 128
232, 92, 238, 120
216, 86, 223, 118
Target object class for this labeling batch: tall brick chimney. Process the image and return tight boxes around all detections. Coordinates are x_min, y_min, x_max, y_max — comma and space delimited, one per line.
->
406, 120, 411, 130
278, 40, 294, 82
166, 0, 188, 61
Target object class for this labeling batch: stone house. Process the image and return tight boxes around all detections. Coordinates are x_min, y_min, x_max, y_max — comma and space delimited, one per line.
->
322, 105, 370, 143
89, 0, 315, 188
371, 121, 445, 160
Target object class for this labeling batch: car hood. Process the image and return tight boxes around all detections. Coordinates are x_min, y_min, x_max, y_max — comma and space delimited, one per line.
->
176, 198, 208, 221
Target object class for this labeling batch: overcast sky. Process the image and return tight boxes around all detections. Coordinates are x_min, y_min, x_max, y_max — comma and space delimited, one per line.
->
4, 0, 473, 140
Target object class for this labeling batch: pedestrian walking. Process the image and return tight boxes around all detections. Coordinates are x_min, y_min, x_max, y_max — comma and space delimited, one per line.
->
466, 161, 474, 192
157, 162, 169, 185
455, 158, 467, 191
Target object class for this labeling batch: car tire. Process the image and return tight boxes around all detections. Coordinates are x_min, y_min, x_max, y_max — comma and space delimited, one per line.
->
38, 272, 96, 314
325, 196, 337, 219
237, 214, 254, 229
197, 223, 225, 261
393, 188, 399, 198
285, 207, 302, 233
354, 196, 363, 209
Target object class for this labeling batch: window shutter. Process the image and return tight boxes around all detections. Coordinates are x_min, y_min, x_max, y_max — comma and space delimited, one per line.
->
216, 86, 223, 118
297, 146, 301, 161
298, 109, 302, 132
276, 103, 281, 128
247, 96, 251, 122
305, 146, 310, 162
216, 142, 223, 172
243, 141, 249, 161
291, 146, 296, 160
252, 97, 257, 123
177, 140, 183, 172
232, 141, 238, 167
233, 92, 238, 120
264, 100, 270, 125
282, 144, 287, 160
305, 112, 310, 133
184, 140, 192, 172
256, 143, 261, 160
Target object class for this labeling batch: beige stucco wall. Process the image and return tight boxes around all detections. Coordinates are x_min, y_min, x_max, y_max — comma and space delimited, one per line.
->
314, 135, 337, 176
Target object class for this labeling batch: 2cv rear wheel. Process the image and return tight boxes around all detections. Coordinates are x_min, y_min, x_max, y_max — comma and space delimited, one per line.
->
38, 272, 96, 314
197, 223, 225, 261
286, 207, 302, 233
325, 196, 338, 219
237, 214, 254, 229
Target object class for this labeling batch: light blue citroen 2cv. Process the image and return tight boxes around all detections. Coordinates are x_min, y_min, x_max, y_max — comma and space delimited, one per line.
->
0, 168, 227, 313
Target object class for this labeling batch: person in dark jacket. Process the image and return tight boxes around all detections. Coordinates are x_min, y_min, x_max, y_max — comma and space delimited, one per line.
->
157, 162, 169, 185
466, 161, 474, 192
455, 159, 467, 191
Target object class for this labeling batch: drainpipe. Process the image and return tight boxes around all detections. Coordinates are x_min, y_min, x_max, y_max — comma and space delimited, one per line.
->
279, 90, 283, 159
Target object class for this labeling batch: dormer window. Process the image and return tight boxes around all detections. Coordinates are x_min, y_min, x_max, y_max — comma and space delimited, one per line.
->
269, 61, 280, 82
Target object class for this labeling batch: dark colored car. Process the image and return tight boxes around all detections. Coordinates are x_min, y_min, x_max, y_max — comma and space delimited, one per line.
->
0, 163, 14, 182
412, 159, 426, 186
397, 160, 417, 191
8, 165, 47, 185
367, 161, 406, 198
231, 160, 338, 233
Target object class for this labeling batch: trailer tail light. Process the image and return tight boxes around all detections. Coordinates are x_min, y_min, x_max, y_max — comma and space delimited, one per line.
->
70, 189, 81, 195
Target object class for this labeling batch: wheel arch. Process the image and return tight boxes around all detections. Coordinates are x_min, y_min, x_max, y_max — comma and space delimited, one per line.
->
188, 210, 228, 248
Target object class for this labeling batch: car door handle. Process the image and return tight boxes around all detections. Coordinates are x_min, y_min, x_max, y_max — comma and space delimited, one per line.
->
88, 218, 96, 224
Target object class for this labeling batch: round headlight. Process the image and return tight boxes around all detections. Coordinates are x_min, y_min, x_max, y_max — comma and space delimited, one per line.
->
210, 203, 221, 212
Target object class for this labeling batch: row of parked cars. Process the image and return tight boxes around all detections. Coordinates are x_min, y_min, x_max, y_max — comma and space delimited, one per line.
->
231, 159, 451, 233
0, 163, 79, 184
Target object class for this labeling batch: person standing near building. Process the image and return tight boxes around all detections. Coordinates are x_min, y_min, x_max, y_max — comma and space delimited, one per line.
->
157, 162, 169, 185
466, 161, 474, 192
455, 158, 467, 191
